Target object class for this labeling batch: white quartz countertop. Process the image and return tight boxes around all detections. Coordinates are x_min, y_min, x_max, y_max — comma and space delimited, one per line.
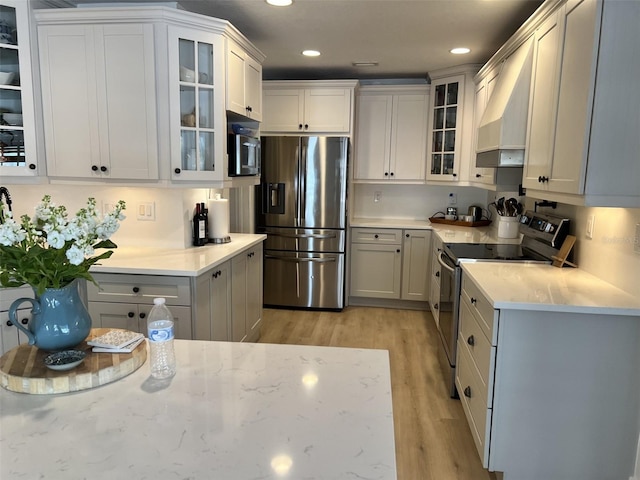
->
90, 233, 266, 276
461, 263, 640, 316
0, 340, 397, 480
350, 217, 521, 244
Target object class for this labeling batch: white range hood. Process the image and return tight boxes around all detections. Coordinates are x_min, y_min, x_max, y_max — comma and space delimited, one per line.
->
476, 37, 534, 168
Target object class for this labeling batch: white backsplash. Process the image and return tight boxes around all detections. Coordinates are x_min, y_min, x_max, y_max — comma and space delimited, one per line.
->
352, 184, 489, 220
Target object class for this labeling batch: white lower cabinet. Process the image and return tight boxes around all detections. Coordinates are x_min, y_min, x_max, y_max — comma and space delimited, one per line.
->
231, 243, 263, 342
350, 228, 430, 302
428, 235, 444, 326
456, 271, 640, 479
0, 286, 33, 356
194, 260, 231, 342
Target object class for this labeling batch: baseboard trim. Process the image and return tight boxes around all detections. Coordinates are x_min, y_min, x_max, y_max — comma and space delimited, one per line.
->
347, 297, 429, 311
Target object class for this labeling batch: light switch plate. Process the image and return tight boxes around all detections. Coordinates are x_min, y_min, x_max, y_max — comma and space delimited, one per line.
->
137, 202, 155, 221
586, 215, 595, 239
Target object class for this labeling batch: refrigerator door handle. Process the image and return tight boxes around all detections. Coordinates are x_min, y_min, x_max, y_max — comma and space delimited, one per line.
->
264, 254, 337, 263
300, 142, 307, 224
263, 231, 337, 240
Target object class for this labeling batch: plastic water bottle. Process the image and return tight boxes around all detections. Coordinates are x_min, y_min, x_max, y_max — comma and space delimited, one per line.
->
147, 297, 176, 379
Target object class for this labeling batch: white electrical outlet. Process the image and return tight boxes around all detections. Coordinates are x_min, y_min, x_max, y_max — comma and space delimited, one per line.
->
448, 193, 457, 205
137, 202, 156, 221
374, 191, 382, 203
102, 201, 117, 215
586, 215, 595, 239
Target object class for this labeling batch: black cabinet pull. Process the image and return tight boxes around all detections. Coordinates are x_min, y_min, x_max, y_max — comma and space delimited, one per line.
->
390, 172, 394, 176
452, 173, 457, 177
128, 312, 135, 318
304, 124, 309, 130
29, 163, 36, 170
100, 166, 107, 172
470, 297, 477, 304
475, 173, 481, 178
132, 287, 140, 293
174, 168, 181, 174
374, 234, 379, 239
435, 271, 440, 277
213, 271, 218, 278
434, 303, 439, 310
467, 335, 475, 346
92, 165, 99, 171
464, 386, 472, 398
396, 249, 400, 253
6, 320, 12, 326
22, 318, 28, 325
298, 124, 303, 130
139, 312, 146, 319
384, 172, 389, 176
406, 234, 410, 238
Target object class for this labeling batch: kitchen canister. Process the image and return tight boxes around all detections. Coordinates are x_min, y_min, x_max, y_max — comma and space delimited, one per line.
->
208, 194, 231, 243
497, 215, 520, 239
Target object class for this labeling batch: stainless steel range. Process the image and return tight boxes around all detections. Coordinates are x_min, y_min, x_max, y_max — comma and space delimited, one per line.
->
436, 210, 570, 397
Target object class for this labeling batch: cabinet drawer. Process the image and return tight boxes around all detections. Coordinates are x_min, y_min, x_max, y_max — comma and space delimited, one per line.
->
458, 300, 496, 406
1, 286, 33, 311
351, 228, 402, 244
461, 273, 495, 340
88, 274, 191, 305
456, 341, 491, 466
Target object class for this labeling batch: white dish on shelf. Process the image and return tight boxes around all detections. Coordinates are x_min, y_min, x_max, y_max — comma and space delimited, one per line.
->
0, 72, 15, 85
180, 66, 195, 82
2, 113, 22, 126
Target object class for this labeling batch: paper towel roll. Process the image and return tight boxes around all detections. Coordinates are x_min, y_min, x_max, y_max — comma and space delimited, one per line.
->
208, 195, 230, 240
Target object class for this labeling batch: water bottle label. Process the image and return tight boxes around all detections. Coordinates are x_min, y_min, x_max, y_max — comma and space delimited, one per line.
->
148, 325, 174, 343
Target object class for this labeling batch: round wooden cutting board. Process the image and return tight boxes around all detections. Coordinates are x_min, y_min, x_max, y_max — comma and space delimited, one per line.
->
0, 328, 147, 395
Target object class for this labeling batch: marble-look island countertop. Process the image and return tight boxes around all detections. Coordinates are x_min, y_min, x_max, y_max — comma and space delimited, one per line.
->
462, 263, 640, 316
0, 340, 397, 479
90, 233, 266, 276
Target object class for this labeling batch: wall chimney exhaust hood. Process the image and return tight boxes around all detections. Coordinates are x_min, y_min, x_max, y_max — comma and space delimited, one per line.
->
476, 37, 534, 168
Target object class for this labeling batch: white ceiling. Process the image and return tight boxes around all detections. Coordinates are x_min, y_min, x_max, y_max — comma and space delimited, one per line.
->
70, 0, 544, 81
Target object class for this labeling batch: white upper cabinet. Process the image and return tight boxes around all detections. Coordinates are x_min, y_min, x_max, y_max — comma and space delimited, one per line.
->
354, 85, 429, 183
261, 80, 356, 134
35, 6, 264, 187
226, 39, 262, 121
38, 22, 158, 180
426, 67, 478, 184
470, 68, 499, 186
0, 0, 40, 177
523, 0, 640, 206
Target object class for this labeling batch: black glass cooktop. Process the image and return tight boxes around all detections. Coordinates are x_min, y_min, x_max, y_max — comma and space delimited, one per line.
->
443, 243, 550, 264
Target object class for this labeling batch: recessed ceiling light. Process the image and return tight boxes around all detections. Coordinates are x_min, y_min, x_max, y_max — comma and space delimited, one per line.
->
450, 47, 471, 55
266, 0, 292, 6
302, 50, 321, 57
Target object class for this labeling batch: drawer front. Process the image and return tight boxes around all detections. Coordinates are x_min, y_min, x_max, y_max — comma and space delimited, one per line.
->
0, 286, 33, 311
88, 274, 191, 305
459, 299, 495, 406
462, 273, 495, 340
456, 341, 491, 466
351, 228, 402, 244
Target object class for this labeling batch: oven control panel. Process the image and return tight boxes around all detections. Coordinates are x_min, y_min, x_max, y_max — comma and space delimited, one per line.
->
519, 211, 570, 248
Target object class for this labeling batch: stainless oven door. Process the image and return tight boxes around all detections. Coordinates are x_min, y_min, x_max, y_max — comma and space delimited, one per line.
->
437, 250, 461, 397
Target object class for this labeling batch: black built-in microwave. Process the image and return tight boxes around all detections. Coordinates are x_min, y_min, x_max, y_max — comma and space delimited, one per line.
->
228, 134, 261, 176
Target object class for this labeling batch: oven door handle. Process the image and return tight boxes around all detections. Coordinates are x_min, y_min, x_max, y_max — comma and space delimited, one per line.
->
437, 251, 456, 273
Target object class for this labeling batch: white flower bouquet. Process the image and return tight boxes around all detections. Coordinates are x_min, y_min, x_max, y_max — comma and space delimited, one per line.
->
0, 195, 126, 295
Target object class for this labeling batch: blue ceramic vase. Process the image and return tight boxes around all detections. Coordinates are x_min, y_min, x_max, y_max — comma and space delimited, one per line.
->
8, 280, 92, 351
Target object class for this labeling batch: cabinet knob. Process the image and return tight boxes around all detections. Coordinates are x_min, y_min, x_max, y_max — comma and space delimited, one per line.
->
175, 168, 181, 174
6, 320, 12, 326
21, 318, 28, 325
452, 173, 457, 177
139, 312, 146, 319
128, 312, 135, 318
304, 124, 309, 130
390, 172, 394, 177
467, 335, 475, 346
246, 106, 252, 112
396, 249, 400, 253
475, 173, 481, 178
435, 271, 440, 278
29, 163, 36, 170
470, 297, 477, 304
374, 234, 379, 239
384, 172, 389, 176
434, 303, 439, 310
92, 165, 99, 171
299, 124, 303, 130
464, 386, 472, 398
100, 166, 107, 172
406, 234, 410, 238
538, 175, 549, 183
132, 287, 140, 293
212, 271, 218, 278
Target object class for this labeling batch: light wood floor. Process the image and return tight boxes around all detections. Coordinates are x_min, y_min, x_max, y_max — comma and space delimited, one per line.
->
259, 306, 496, 480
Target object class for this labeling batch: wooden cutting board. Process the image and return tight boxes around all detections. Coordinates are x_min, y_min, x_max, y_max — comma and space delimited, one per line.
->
0, 328, 147, 395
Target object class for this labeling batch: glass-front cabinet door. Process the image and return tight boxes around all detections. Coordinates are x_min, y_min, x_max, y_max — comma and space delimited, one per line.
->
0, 0, 37, 177
168, 27, 224, 182
427, 75, 465, 182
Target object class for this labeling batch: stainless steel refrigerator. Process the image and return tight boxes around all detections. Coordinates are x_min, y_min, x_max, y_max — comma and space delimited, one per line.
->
256, 136, 348, 310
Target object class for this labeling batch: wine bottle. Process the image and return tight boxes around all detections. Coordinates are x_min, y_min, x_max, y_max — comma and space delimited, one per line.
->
200, 202, 209, 241
193, 203, 206, 246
